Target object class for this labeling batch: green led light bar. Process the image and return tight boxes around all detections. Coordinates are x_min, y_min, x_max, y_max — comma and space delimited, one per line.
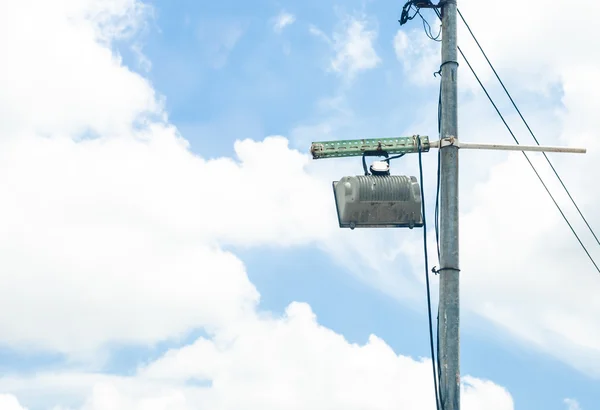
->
310, 135, 430, 159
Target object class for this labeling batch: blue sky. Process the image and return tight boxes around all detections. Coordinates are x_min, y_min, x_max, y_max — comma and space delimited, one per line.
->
0, 0, 599, 409
125, 0, 596, 407
135, 0, 433, 156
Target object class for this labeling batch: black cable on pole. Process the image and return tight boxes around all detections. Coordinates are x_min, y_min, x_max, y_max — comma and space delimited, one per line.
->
434, 150, 441, 261
434, 149, 443, 407
456, 8, 600, 249
435, 81, 442, 261
417, 137, 442, 410
456, 46, 600, 274
418, 9, 442, 42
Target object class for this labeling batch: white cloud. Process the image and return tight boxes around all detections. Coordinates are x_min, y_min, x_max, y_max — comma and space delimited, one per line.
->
393, 29, 439, 85
0, 127, 340, 356
312, 16, 381, 79
0, 394, 27, 410
0, 304, 513, 410
395, 0, 600, 91
0, 0, 516, 408
0, 0, 420, 362
273, 11, 295, 33
1, 0, 599, 406
0, 0, 418, 360
462, 377, 514, 410
393, 30, 409, 55
564, 398, 582, 410
0, 0, 161, 139
459, 1, 600, 377
308, 25, 329, 42
0, 0, 339, 358
454, 0, 600, 93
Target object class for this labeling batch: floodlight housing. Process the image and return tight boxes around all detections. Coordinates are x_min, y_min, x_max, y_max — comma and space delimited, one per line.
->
333, 175, 423, 229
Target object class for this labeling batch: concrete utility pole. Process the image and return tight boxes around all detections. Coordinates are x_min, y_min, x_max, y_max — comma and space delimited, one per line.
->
438, 0, 460, 408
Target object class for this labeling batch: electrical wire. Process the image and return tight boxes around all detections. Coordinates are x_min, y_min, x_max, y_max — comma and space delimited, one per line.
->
434, 147, 443, 408
425, 7, 600, 274
456, 8, 600, 249
402, 6, 444, 408
418, 9, 442, 42
434, 47, 444, 410
386, 153, 406, 162
399, 1, 419, 26
417, 137, 442, 410
456, 45, 600, 274
435, 81, 442, 261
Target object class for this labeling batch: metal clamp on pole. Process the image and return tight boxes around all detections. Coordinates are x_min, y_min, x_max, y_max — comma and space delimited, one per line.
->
433, 136, 458, 148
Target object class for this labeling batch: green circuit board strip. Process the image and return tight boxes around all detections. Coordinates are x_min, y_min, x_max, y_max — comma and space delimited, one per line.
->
310, 135, 430, 159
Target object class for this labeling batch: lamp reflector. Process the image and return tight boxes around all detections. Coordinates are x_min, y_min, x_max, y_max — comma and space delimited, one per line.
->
333, 175, 423, 229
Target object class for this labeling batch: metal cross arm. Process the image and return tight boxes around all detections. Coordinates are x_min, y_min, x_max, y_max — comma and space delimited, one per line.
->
309, 136, 586, 160
310, 135, 431, 159
430, 136, 587, 154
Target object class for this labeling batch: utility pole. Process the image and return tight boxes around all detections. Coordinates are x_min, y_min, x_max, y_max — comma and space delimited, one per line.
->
438, 0, 460, 408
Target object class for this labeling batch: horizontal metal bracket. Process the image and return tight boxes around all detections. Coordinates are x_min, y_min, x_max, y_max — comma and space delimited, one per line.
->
430, 137, 587, 154
310, 135, 430, 159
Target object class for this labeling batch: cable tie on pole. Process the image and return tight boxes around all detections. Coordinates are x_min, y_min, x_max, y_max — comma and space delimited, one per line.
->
432, 266, 461, 275
434, 60, 459, 77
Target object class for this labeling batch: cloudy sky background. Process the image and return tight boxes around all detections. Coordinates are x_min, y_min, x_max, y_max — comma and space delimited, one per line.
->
0, 0, 599, 408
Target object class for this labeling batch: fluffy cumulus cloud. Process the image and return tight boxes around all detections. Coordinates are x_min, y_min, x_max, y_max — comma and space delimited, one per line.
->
0, 0, 159, 139
394, 0, 600, 378
564, 398, 582, 410
462, 377, 513, 410
0, 0, 511, 409
0, 305, 514, 410
393, 28, 439, 85
273, 11, 295, 33
311, 15, 381, 79
0, 394, 27, 410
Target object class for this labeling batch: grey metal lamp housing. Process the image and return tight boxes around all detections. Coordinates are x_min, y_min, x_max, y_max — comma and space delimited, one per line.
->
332, 175, 424, 229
